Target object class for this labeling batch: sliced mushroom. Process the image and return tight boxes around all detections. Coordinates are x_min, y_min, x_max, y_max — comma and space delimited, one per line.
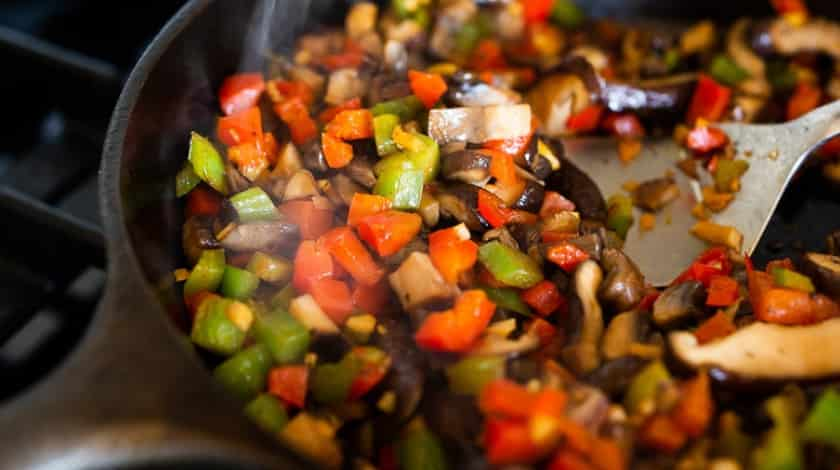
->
546, 155, 607, 222
482, 227, 518, 250
219, 220, 299, 252
520, 136, 557, 180
284, 169, 320, 201
441, 149, 491, 183
727, 19, 771, 98
509, 223, 542, 263
632, 176, 680, 212
328, 173, 362, 206
585, 356, 648, 400
429, 0, 477, 60
599, 248, 645, 313
801, 252, 840, 300
382, 237, 428, 269
542, 211, 581, 234
601, 310, 642, 360
225, 164, 251, 194
325, 68, 366, 106
566, 384, 610, 433
652, 280, 706, 328
376, 316, 425, 422
527, 74, 590, 137
564, 233, 604, 262
670, 317, 840, 381
511, 180, 545, 213
389, 252, 460, 312
446, 71, 521, 107
301, 140, 329, 174
471, 331, 540, 356
368, 73, 411, 105
601, 74, 697, 123
436, 183, 490, 231
680, 20, 716, 55
428, 104, 532, 145
768, 17, 840, 60
562, 260, 605, 374
182, 215, 220, 265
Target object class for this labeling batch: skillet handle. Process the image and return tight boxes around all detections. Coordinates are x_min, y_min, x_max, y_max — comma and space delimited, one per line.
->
0, 248, 301, 469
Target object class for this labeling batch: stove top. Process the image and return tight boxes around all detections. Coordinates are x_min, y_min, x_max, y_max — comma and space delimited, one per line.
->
0, 0, 186, 402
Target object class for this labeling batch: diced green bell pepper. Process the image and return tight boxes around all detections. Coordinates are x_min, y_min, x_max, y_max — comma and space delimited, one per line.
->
245, 393, 288, 434
184, 249, 226, 297
550, 0, 585, 29
188, 131, 228, 194
371, 95, 425, 122
175, 160, 201, 197
374, 114, 400, 157
191, 297, 248, 356
221, 265, 261, 300
664, 48, 681, 73
311, 353, 361, 405
253, 309, 310, 365
714, 159, 749, 193
800, 388, 840, 451
247, 252, 292, 284
374, 167, 425, 210
606, 194, 634, 240
454, 20, 482, 56
709, 54, 750, 86
767, 60, 797, 92
624, 361, 672, 414
478, 241, 544, 289
213, 343, 273, 402
398, 419, 448, 470
752, 389, 804, 470
481, 286, 533, 316
230, 187, 278, 223
772, 267, 815, 293
445, 355, 505, 395
271, 284, 297, 310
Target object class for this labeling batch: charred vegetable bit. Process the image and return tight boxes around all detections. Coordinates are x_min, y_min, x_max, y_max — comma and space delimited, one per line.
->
173, 3, 840, 469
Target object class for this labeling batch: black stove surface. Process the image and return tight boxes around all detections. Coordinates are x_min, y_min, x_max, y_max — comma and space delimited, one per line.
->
0, 1, 186, 402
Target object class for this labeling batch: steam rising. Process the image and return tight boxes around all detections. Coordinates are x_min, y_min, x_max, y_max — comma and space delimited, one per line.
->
240, 0, 314, 71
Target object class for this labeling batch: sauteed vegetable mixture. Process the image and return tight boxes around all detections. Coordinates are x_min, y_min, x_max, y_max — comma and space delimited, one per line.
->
175, 0, 840, 468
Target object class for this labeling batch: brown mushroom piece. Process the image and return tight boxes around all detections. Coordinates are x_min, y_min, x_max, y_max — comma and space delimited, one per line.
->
828, 231, 840, 256
375, 316, 426, 422
632, 176, 680, 212
601, 74, 697, 124
327, 173, 363, 207
482, 227, 519, 250
509, 223, 542, 263
545, 155, 607, 222
767, 17, 840, 60
727, 19, 771, 98
441, 149, 491, 183
801, 252, 840, 300
652, 280, 706, 328
527, 73, 590, 137
436, 183, 490, 232
566, 385, 610, 433
520, 136, 557, 180
599, 248, 645, 313
445, 71, 520, 107
219, 220, 299, 253
561, 260, 605, 375
301, 140, 330, 175
584, 356, 648, 400
669, 317, 840, 381
511, 179, 545, 213
182, 215, 220, 265
428, 104, 532, 146
388, 252, 460, 312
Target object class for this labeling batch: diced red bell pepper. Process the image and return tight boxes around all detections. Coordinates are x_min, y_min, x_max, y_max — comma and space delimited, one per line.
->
638, 414, 686, 453
378, 446, 398, 470
670, 373, 713, 438
771, 0, 808, 14
260, 131, 280, 164
602, 113, 645, 139
706, 275, 740, 307
310, 278, 355, 325
348, 347, 391, 401
694, 310, 736, 344
319, 39, 365, 70
293, 240, 335, 293
469, 39, 508, 71
588, 438, 626, 470
566, 105, 605, 133
479, 379, 538, 419
218, 106, 262, 146
274, 97, 318, 145
268, 79, 313, 106
547, 450, 596, 470
408, 69, 448, 109
687, 74, 731, 124
685, 124, 728, 154
541, 230, 577, 244
546, 242, 590, 273
219, 73, 265, 116
185, 186, 222, 218
320, 227, 385, 287
818, 136, 840, 158
357, 210, 423, 257
429, 225, 479, 284
488, 149, 520, 187
540, 191, 576, 218
749, 270, 840, 325
523, 0, 554, 23
278, 199, 334, 240
318, 97, 362, 123
765, 257, 796, 274
352, 281, 389, 316
787, 82, 822, 121
414, 290, 496, 352
484, 134, 533, 160
521, 280, 564, 316
326, 109, 374, 140
347, 193, 392, 227
484, 418, 542, 466
227, 139, 270, 181
638, 290, 661, 311
673, 246, 732, 287
268, 365, 308, 408
321, 131, 354, 168
528, 318, 559, 346
477, 189, 537, 228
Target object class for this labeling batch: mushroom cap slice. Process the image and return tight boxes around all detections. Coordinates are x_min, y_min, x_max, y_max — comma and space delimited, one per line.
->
669, 318, 840, 381
562, 260, 605, 374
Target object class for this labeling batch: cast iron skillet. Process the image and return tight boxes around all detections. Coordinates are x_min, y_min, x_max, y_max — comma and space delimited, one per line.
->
0, 0, 839, 468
